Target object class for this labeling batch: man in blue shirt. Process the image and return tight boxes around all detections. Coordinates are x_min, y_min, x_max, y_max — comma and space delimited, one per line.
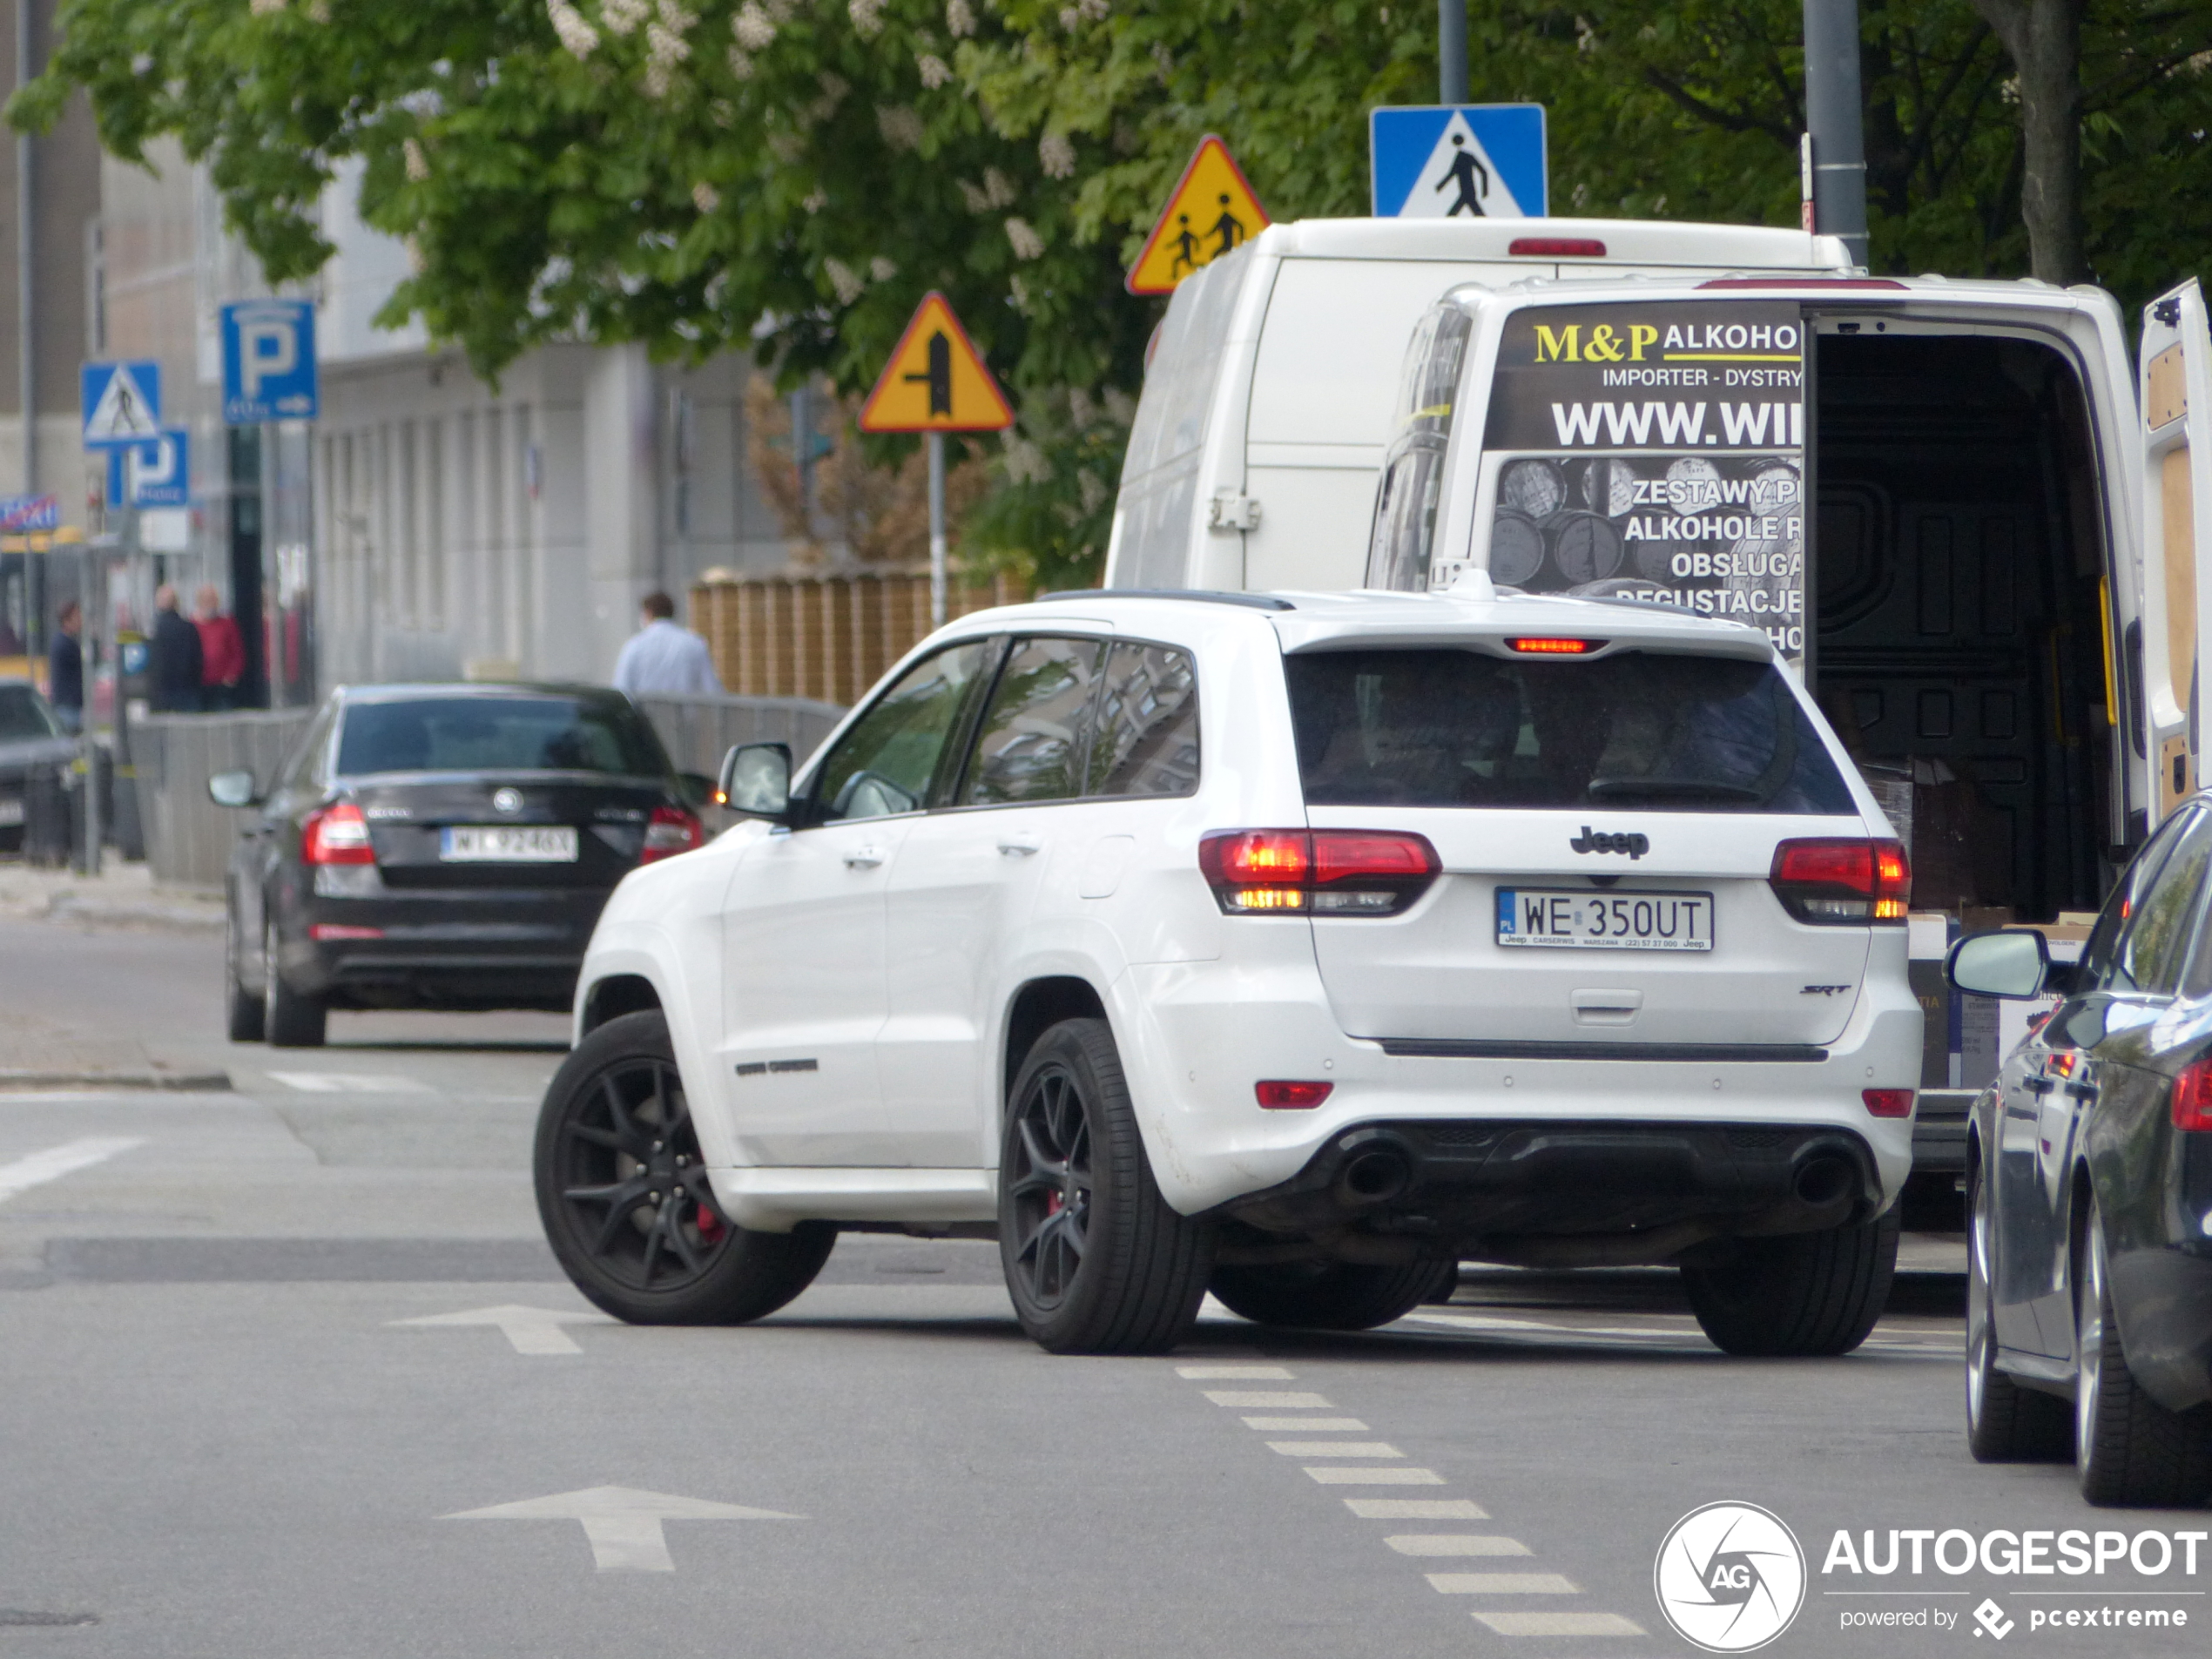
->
611, 591, 724, 698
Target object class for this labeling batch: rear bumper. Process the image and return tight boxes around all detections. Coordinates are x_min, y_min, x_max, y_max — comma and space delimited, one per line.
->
1222, 1118, 1883, 1264
285, 881, 610, 1009
1911, 1088, 1975, 1175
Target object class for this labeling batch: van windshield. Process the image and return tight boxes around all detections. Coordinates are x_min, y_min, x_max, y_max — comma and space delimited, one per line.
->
1285, 648, 1854, 813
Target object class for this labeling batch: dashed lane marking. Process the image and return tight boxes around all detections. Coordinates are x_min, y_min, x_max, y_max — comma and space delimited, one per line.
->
266, 1071, 432, 1095
1428, 1573, 1581, 1595
1176, 1364, 1295, 1379
1387, 1535, 1532, 1557
389, 1305, 616, 1355
1345, 1498, 1489, 1520
1268, 1441, 1402, 1459
1242, 1417, 1369, 1432
1472, 1610, 1645, 1636
1202, 1390, 1332, 1407
0, 1136, 144, 1205
1304, 1467, 1445, 1486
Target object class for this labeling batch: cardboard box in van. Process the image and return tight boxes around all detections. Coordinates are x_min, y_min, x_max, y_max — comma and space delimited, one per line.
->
1105, 217, 1852, 597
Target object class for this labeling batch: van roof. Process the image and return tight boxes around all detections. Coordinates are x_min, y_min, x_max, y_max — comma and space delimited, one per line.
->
1258, 216, 1853, 271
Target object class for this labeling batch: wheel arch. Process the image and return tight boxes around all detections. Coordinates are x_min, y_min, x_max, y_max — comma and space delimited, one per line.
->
580, 973, 663, 1036
1001, 975, 1110, 1115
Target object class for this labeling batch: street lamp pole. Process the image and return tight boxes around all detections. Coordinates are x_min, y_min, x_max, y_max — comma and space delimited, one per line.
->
1438, 0, 1468, 105
1802, 0, 1870, 266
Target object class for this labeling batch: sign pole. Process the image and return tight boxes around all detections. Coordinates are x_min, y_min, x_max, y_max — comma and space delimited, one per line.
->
927, 432, 947, 630
1438, 0, 1468, 104
78, 539, 101, 875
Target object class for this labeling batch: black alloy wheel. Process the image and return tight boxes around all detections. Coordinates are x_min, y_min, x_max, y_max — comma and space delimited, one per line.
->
225, 902, 266, 1043
1963, 1160, 2070, 1461
535, 1010, 833, 1324
262, 914, 327, 1048
996, 1017, 1215, 1355
2072, 1196, 2212, 1506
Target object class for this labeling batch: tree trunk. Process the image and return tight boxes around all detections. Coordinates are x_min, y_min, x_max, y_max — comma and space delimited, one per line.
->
1968, 0, 2086, 285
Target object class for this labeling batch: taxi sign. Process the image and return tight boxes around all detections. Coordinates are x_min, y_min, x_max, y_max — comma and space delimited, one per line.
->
1125, 135, 1270, 296
858, 293, 1015, 434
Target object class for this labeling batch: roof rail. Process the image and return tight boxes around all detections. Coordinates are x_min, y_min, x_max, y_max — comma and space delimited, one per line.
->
1040, 589, 1297, 612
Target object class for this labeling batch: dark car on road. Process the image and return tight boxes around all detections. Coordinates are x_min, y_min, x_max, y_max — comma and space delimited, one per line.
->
1951, 800, 2212, 1506
212, 684, 708, 1047
0, 679, 78, 853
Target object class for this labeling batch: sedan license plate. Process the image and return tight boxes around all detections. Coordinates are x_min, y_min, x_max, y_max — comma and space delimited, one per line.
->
1496, 888, 1714, 952
440, 825, 578, 863
0, 796, 22, 827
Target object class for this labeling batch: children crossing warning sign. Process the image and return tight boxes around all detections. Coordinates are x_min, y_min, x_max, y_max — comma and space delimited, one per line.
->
1125, 136, 1271, 296
858, 293, 1015, 433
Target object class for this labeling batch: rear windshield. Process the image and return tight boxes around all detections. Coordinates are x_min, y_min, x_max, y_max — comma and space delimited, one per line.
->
1285, 649, 1854, 814
0, 685, 58, 741
336, 697, 669, 778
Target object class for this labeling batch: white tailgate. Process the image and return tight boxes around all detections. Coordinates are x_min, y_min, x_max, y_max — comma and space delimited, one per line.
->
1306, 806, 1871, 1047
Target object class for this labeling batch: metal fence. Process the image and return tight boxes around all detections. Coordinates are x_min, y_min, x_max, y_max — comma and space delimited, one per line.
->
129, 695, 849, 892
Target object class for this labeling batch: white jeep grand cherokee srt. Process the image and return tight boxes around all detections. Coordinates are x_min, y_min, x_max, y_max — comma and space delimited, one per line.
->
534, 586, 1921, 1355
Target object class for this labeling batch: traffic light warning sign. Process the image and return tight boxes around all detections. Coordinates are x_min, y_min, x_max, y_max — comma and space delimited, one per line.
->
1125, 135, 1271, 296
858, 293, 1015, 434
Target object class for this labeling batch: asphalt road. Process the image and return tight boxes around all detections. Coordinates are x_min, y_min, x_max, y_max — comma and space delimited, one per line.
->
3, 913, 2206, 1657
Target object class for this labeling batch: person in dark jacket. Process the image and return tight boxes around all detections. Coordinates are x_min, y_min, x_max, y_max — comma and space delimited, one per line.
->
149, 584, 204, 712
47, 600, 83, 732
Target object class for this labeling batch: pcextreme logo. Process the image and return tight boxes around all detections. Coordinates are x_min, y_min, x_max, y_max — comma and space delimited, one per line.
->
1655, 1501, 1809, 1653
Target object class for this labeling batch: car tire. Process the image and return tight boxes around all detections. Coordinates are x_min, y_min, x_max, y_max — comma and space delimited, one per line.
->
1964, 1160, 2070, 1461
225, 906, 266, 1043
2073, 1196, 2212, 1506
998, 1016, 1215, 1355
1210, 1259, 1453, 1332
536, 1010, 835, 1325
1682, 1207, 1900, 1357
262, 915, 326, 1049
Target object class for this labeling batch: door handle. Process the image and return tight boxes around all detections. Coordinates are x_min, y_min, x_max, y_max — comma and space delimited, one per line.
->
996, 833, 1042, 857
843, 846, 886, 869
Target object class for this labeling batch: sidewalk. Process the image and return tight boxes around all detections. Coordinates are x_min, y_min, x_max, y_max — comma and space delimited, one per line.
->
0, 860, 226, 934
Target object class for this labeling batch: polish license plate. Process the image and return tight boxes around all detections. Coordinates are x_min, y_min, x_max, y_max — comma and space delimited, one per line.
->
0, 797, 22, 827
440, 825, 578, 863
1496, 888, 1715, 951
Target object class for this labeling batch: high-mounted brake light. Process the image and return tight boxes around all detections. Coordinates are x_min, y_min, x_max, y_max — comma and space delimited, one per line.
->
1199, 829, 1440, 917
1507, 637, 1599, 655
642, 805, 704, 863
1768, 838, 1910, 925
1256, 1080, 1334, 1109
1862, 1089, 1915, 1119
1510, 237, 1607, 258
301, 802, 375, 867
2173, 1060, 2212, 1132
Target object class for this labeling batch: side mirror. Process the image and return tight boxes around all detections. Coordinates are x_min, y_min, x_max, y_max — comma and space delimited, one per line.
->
1946, 930, 2051, 1000
718, 742, 792, 822
207, 769, 260, 809
677, 771, 715, 810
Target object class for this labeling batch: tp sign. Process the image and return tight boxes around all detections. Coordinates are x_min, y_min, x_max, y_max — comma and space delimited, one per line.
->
105, 429, 190, 509
222, 300, 318, 423
1370, 104, 1547, 219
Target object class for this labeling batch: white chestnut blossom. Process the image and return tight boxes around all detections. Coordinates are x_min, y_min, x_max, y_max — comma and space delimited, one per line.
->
733, 1, 775, 50
957, 179, 991, 212
869, 256, 898, 282
1001, 434, 1049, 484
849, 0, 885, 38
249, 0, 285, 15
603, 0, 648, 37
945, 0, 974, 37
983, 167, 1017, 207
726, 44, 754, 78
1067, 386, 1095, 429
1038, 132, 1075, 179
802, 188, 827, 213
547, 0, 599, 57
824, 259, 866, 305
404, 138, 429, 181
877, 105, 924, 151
916, 52, 951, 88
644, 19, 690, 94
691, 180, 720, 212
1004, 217, 1044, 260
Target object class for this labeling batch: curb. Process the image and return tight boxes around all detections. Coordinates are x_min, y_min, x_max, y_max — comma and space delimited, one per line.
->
0, 1070, 233, 1093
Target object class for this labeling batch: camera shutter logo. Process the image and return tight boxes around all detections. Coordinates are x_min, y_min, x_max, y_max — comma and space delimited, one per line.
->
1653, 1501, 1806, 1652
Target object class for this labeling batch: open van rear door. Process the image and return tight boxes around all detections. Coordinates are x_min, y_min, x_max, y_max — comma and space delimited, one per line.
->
2140, 279, 2212, 822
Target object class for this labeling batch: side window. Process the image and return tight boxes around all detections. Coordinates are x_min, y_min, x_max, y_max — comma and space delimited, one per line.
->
960, 637, 1107, 806
813, 641, 996, 823
2111, 810, 2212, 994
1087, 643, 1201, 797
2080, 808, 2193, 989
283, 705, 339, 792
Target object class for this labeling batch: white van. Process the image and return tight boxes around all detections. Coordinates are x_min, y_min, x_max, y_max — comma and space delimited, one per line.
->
1103, 217, 1852, 595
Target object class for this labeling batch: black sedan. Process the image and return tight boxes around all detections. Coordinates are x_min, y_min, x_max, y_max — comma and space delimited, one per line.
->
1951, 802, 2212, 1505
212, 684, 710, 1047
0, 678, 78, 852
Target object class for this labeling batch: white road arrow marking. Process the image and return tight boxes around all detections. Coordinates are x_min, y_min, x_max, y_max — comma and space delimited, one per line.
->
0, 1136, 144, 1205
388, 1304, 616, 1355
442, 1486, 800, 1572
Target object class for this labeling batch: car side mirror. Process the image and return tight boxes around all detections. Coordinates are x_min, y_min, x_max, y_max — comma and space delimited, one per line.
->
1947, 930, 2051, 999
207, 769, 260, 809
718, 742, 792, 822
677, 771, 715, 810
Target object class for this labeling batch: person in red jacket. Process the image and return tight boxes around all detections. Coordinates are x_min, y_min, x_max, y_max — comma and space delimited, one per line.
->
194, 584, 246, 711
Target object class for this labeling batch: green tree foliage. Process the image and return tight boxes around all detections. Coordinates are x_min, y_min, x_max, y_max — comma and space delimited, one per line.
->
17, 1, 2211, 588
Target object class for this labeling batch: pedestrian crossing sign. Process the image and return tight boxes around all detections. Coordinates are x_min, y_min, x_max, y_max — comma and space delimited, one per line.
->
859, 293, 1015, 434
81, 361, 164, 446
1370, 104, 1548, 219
1125, 135, 1271, 296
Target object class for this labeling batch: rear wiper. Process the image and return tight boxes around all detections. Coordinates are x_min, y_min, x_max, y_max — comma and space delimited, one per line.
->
1587, 776, 1764, 802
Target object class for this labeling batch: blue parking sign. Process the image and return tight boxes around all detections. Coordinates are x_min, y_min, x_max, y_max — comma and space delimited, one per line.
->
221, 300, 319, 424
1371, 105, 1548, 219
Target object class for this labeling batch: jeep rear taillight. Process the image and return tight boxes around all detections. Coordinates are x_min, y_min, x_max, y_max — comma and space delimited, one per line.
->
1769, 838, 1910, 925
301, 802, 375, 866
1199, 829, 1440, 916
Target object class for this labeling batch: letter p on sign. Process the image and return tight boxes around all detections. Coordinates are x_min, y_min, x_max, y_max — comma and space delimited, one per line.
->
221, 300, 319, 425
